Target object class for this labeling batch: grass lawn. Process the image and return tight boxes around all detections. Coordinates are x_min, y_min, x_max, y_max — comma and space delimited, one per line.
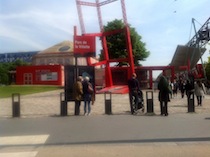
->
0, 85, 62, 98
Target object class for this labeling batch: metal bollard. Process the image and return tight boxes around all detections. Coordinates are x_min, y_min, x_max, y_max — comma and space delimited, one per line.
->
60, 92, 67, 116
146, 91, 154, 113
188, 92, 195, 112
12, 93, 20, 117
104, 92, 112, 115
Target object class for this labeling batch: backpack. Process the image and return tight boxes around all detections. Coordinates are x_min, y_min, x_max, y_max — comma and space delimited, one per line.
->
88, 83, 94, 94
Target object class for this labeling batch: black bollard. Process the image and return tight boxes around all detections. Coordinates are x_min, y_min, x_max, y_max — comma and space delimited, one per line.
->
188, 92, 195, 112
12, 93, 20, 117
104, 92, 112, 115
60, 92, 67, 116
146, 91, 154, 113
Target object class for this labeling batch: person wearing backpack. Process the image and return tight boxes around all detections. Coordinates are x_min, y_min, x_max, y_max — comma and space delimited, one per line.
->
82, 76, 94, 116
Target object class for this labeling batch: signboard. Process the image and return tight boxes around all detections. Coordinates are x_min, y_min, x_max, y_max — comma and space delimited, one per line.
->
36, 70, 58, 81
74, 36, 96, 57
41, 72, 58, 81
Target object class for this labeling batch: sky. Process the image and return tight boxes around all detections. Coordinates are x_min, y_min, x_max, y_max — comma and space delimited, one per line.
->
0, 0, 210, 72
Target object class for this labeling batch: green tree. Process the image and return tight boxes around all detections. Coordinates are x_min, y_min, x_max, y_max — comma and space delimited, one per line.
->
0, 64, 9, 85
205, 60, 210, 81
99, 19, 150, 66
0, 59, 29, 85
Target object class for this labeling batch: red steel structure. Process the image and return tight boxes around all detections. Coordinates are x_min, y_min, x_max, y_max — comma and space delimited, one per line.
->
75, 0, 177, 89
75, 0, 135, 87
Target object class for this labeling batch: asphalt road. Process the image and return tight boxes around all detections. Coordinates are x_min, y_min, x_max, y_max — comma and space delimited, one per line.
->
1, 113, 210, 157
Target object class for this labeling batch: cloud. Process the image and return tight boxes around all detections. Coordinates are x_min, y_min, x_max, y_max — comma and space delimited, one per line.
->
0, 23, 46, 51
0, 0, 210, 70
0, 7, 79, 52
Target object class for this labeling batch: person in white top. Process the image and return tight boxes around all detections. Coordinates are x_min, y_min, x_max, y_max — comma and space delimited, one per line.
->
194, 80, 206, 106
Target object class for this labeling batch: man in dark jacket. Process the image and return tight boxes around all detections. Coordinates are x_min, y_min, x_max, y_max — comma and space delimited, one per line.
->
158, 75, 171, 116
128, 73, 140, 114
185, 80, 194, 98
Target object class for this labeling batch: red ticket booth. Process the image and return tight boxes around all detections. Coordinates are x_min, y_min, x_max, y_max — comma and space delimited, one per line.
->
16, 65, 64, 86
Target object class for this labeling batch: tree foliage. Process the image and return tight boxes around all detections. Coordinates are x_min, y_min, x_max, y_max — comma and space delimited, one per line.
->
99, 19, 150, 66
0, 60, 29, 85
205, 59, 210, 81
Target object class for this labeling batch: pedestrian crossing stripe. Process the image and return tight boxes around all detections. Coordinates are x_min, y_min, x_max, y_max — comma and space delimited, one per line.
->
0, 152, 37, 157
0, 134, 49, 146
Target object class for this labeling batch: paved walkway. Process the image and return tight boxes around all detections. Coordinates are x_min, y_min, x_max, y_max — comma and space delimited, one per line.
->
1, 90, 210, 157
0, 89, 210, 117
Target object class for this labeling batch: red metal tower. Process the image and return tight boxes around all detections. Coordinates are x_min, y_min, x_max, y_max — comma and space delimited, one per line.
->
75, 0, 135, 87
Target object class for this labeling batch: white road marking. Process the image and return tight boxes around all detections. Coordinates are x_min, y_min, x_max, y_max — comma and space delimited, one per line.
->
0, 134, 49, 157
0, 134, 49, 146
0, 152, 37, 157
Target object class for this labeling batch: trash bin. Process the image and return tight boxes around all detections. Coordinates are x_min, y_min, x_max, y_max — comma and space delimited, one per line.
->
188, 92, 195, 112
12, 93, 20, 117
104, 92, 112, 115
146, 91, 154, 113
60, 92, 67, 116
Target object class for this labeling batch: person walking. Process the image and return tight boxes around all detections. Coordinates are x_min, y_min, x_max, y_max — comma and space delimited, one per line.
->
194, 80, 206, 106
73, 76, 83, 115
179, 80, 185, 98
83, 76, 94, 116
172, 80, 178, 97
158, 75, 171, 116
128, 73, 140, 114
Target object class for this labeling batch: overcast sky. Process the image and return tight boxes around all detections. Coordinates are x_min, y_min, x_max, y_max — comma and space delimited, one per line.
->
0, 0, 210, 69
